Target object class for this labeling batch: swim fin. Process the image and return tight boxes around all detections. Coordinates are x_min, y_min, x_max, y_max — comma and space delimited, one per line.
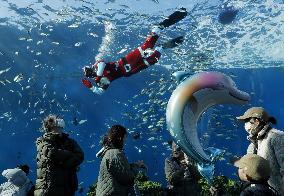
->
159, 7, 188, 29
162, 36, 184, 49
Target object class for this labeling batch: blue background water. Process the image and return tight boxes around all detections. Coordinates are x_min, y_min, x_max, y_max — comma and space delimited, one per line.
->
1, 0, 284, 194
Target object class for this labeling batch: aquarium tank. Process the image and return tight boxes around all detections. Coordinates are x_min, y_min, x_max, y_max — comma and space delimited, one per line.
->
1, 0, 284, 195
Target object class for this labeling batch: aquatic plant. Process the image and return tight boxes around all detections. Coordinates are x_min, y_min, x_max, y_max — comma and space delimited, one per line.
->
198, 175, 240, 196
135, 171, 149, 182
86, 172, 163, 196
86, 181, 97, 196
135, 171, 163, 196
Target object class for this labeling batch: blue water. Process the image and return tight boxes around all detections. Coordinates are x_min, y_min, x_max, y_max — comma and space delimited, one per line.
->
1, 0, 284, 194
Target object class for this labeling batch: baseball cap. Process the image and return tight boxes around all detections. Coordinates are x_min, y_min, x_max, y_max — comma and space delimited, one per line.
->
234, 154, 271, 181
236, 107, 270, 122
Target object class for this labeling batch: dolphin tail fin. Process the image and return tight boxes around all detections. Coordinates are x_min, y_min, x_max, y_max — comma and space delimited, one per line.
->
172, 71, 192, 84
197, 163, 215, 184
197, 147, 225, 183
206, 147, 225, 162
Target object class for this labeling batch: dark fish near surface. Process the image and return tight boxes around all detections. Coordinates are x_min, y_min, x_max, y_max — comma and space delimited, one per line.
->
218, 8, 239, 24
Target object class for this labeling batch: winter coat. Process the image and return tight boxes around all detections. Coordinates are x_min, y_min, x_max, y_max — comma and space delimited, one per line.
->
0, 168, 34, 196
247, 127, 284, 196
34, 132, 84, 196
165, 156, 201, 196
96, 147, 139, 196
240, 181, 278, 196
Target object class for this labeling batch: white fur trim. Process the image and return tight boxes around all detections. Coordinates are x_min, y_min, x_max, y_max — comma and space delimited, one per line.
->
138, 47, 144, 56
100, 77, 110, 85
143, 59, 150, 67
96, 62, 106, 76
151, 26, 161, 35
155, 46, 163, 53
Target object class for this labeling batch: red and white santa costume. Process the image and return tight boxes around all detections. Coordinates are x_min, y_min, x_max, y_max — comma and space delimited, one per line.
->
89, 27, 163, 92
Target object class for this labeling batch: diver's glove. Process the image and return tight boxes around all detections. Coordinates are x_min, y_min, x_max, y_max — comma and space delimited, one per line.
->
90, 86, 105, 95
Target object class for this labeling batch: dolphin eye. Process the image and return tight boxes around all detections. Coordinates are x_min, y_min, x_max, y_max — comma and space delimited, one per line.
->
217, 82, 224, 86
213, 82, 225, 90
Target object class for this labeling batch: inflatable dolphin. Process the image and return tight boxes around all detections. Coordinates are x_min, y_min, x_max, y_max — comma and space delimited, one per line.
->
166, 71, 250, 181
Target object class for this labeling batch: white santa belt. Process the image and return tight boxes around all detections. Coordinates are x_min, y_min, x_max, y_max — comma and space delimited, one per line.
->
138, 47, 150, 67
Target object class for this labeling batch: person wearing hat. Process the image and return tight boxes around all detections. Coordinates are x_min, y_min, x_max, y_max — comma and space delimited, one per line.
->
234, 154, 278, 195
34, 114, 84, 196
164, 141, 201, 196
237, 107, 284, 195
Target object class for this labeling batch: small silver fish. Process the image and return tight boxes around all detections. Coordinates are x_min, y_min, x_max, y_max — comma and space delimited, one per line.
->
0, 67, 11, 75
14, 74, 24, 83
